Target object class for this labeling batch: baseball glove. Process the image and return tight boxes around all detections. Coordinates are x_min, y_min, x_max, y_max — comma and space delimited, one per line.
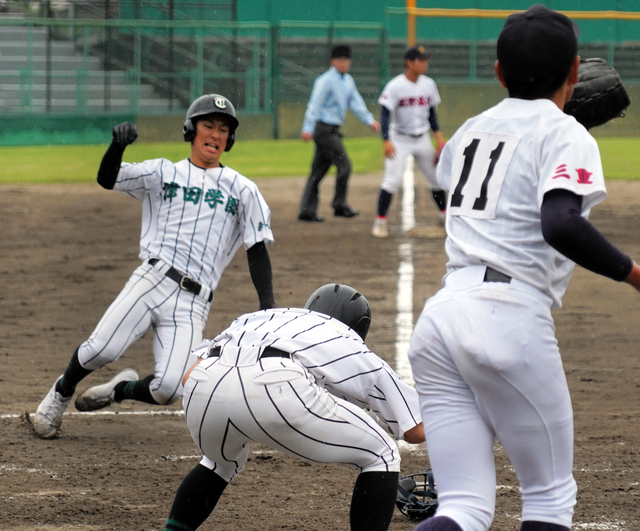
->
564, 58, 630, 130
396, 469, 438, 520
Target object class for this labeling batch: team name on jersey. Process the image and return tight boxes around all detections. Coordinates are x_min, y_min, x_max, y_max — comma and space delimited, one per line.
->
162, 183, 240, 215
398, 96, 432, 108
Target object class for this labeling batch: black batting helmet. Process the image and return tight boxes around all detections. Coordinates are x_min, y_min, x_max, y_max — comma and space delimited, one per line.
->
304, 283, 371, 340
182, 94, 239, 151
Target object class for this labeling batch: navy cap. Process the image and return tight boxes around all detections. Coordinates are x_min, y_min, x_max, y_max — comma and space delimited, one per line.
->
331, 45, 352, 59
405, 45, 432, 61
497, 4, 580, 83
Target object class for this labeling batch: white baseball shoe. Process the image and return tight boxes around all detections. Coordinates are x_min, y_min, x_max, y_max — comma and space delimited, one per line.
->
372, 217, 388, 238
75, 369, 139, 412
33, 375, 72, 439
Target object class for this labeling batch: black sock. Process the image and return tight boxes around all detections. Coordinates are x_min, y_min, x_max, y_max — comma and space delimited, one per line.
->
56, 347, 92, 398
377, 189, 394, 217
350, 471, 399, 531
113, 374, 159, 404
165, 464, 228, 531
414, 516, 463, 531
432, 189, 447, 211
521, 522, 570, 531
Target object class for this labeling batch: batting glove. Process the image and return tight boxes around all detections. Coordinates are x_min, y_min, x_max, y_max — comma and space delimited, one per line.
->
112, 122, 138, 146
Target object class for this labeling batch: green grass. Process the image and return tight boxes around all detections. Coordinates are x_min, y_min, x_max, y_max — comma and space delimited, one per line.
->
1, 136, 638, 184
595, 138, 640, 180
0, 137, 383, 185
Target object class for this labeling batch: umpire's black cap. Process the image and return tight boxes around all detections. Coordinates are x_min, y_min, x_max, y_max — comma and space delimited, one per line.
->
497, 4, 580, 83
331, 44, 352, 59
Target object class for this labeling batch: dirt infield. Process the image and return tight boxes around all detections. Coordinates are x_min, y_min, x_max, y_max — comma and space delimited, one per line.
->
1, 173, 640, 530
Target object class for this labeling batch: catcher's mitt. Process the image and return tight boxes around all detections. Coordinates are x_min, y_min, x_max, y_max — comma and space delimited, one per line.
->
564, 57, 630, 130
396, 470, 438, 520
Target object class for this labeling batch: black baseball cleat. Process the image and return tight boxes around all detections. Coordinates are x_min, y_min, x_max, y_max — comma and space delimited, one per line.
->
298, 213, 325, 222
333, 206, 359, 218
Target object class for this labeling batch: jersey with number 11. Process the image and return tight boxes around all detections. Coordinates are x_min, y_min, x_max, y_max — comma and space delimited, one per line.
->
436, 98, 607, 307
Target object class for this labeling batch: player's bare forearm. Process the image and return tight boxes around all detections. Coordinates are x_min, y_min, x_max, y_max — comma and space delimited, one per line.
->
384, 140, 396, 159
433, 130, 446, 151
182, 358, 203, 386
403, 422, 425, 444
623, 261, 640, 293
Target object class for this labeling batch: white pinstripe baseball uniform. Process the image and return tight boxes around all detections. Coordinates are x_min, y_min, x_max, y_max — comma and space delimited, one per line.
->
408, 98, 606, 530
78, 158, 273, 405
379, 74, 442, 194
183, 308, 422, 482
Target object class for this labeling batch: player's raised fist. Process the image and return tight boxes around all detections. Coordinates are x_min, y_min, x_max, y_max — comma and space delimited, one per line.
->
112, 122, 138, 146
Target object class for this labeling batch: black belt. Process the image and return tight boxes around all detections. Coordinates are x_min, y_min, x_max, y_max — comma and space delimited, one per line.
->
317, 121, 341, 131
148, 258, 213, 302
397, 131, 425, 138
483, 266, 512, 284
207, 346, 290, 359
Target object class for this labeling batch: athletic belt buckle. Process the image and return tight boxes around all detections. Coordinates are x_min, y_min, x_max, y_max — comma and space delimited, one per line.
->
179, 275, 197, 292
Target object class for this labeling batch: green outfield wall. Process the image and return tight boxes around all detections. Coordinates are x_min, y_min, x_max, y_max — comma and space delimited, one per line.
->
17, 83, 634, 148
238, 0, 640, 41
3, 1, 640, 145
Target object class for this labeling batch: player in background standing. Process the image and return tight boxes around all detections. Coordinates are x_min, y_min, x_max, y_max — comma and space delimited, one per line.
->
163, 283, 424, 531
298, 44, 380, 222
33, 94, 276, 439
372, 46, 447, 238
407, 6, 640, 531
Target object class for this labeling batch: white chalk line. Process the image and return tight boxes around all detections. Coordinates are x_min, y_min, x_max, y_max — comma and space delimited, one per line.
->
395, 155, 416, 386
1, 409, 184, 419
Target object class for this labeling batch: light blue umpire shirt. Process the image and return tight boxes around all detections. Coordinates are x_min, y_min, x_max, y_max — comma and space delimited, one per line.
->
301, 66, 375, 135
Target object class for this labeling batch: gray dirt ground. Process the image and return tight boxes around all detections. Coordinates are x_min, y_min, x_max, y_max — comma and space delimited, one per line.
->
1, 174, 639, 530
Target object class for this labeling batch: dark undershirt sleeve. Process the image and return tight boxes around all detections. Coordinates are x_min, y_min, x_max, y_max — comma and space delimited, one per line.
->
380, 105, 391, 141
246, 241, 276, 310
541, 189, 633, 282
96, 141, 127, 190
428, 107, 440, 132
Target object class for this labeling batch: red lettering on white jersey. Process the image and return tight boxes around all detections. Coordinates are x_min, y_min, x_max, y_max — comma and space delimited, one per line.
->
552, 164, 571, 179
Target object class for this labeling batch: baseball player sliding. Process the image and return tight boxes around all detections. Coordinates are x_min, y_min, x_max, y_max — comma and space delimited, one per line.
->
408, 6, 640, 531
163, 284, 424, 531
33, 94, 275, 439
372, 45, 447, 238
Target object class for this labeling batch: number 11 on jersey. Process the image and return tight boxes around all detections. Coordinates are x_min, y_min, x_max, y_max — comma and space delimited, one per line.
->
449, 131, 520, 220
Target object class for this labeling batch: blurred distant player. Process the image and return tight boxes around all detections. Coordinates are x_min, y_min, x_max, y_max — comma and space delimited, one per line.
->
372, 46, 447, 238
298, 44, 380, 222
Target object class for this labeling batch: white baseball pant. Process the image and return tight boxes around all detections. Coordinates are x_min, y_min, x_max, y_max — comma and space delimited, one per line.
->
380, 131, 439, 194
408, 266, 577, 531
183, 353, 401, 483
78, 260, 210, 405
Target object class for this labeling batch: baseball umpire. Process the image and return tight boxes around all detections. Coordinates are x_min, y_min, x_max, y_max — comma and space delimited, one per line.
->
298, 44, 381, 222
407, 5, 640, 531
33, 94, 276, 439
163, 283, 424, 531
372, 45, 447, 238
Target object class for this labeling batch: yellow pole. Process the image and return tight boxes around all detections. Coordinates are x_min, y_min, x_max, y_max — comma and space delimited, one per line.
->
407, 0, 416, 46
